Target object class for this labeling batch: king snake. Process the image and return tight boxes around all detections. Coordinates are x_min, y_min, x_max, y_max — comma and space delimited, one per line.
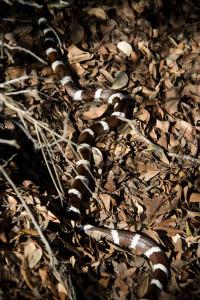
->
37, 3, 169, 300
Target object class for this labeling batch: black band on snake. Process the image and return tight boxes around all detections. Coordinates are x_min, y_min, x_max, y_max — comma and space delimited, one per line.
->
37, 8, 169, 300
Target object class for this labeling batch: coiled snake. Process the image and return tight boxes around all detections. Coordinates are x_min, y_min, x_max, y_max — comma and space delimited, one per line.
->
37, 4, 169, 300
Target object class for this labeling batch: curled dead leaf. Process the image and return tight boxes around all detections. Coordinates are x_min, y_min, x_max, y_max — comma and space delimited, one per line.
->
182, 84, 200, 104
166, 48, 184, 67
21, 258, 35, 290
104, 170, 117, 193
99, 194, 112, 212
24, 241, 43, 269
117, 41, 133, 57
70, 52, 93, 64
111, 72, 129, 89
99, 69, 114, 84
7, 195, 17, 216
58, 282, 68, 297
68, 44, 93, 64
136, 108, 150, 123
92, 146, 103, 166
84, 7, 107, 20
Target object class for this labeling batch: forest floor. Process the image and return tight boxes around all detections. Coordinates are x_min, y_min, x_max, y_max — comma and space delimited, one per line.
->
0, 1, 200, 299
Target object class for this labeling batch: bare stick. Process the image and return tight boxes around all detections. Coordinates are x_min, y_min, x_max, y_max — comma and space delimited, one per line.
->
0, 41, 47, 65
0, 75, 31, 88
0, 138, 20, 149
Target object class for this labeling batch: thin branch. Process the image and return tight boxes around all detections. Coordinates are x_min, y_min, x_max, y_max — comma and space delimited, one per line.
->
0, 75, 32, 88
0, 41, 47, 65
168, 152, 200, 164
5, 88, 40, 96
125, 118, 200, 165
35, 125, 64, 200
0, 138, 20, 149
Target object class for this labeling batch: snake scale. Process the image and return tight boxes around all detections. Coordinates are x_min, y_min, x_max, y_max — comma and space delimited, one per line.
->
37, 2, 169, 299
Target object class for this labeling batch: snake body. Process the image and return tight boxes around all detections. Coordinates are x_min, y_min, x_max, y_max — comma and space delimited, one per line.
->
37, 9, 169, 300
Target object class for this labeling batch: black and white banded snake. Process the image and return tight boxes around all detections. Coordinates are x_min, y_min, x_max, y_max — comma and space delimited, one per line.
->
36, 3, 169, 299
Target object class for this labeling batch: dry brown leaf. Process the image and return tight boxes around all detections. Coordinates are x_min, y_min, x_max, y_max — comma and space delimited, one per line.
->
139, 169, 160, 181
180, 52, 200, 74
65, 125, 76, 160
92, 146, 103, 166
137, 41, 153, 58
175, 119, 196, 142
7, 195, 17, 216
21, 258, 35, 290
142, 87, 159, 99
149, 60, 157, 79
72, 62, 86, 76
164, 78, 174, 89
117, 41, 133, 56
197, 243, 200, 258
68, 44, 93, 63
120, 0, 135, 21
0, 231, 7, 243
189, 193, 200, 203
36, 204, 60, 223
154, 227, 184, 235
100, 19, 116, 35
99, 194, 113, 212
24, 241, 43, 269
169, 135, 180, 151
172, 234, 183, 260
156, 120, 170, 133
99, 69, 114, 84
6, 66, 27, 79
113, 278, 129, 296
98, 45, 108, 55
130, 50, 139, 63
164, 98, 180, 115
186, 210, 200, 219
84, 7, 107, 20
39, 268, 48, 287
182, 84, 200, 103
157, 149, 170, 165
113, 143, 129, 158
98, 277, 109, 288
166, 48, 184, 67
81, 104, 108, 120
137, 276, 149, 299
111, 72, 129, 89
20, 229, 39, 236
113, 28, 129, 42
105, 170, 117, 193
135, 62, 149, 75
131, 195, 144, 215
105, 42, 117, 53
70, 53, 93, 64
144, 196, 166, 223
136, 108, 150, 123
120, 266, 137, 280
58, 282, 68, 300
192, 109, 200, 126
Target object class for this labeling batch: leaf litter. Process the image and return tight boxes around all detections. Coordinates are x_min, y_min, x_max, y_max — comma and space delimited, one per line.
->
0, 1, 200, 300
